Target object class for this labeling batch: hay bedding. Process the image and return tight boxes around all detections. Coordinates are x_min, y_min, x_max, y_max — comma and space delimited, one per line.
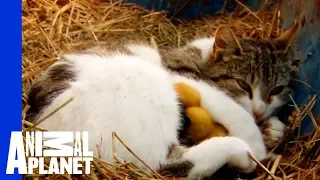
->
22, 0, 319, 179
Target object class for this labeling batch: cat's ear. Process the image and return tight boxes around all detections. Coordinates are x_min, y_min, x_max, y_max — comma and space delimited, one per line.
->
213, 26, 242, 54
272, 22, 299, 52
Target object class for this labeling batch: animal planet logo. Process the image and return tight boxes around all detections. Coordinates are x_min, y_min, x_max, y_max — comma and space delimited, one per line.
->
6, 131, 93, 175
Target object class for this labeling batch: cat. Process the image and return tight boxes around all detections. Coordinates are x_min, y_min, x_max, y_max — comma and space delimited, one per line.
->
26, 33, 270, 180
25, 23, 298, 179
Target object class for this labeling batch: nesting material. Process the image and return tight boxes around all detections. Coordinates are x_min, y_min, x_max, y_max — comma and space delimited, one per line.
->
22, 0, 319, 179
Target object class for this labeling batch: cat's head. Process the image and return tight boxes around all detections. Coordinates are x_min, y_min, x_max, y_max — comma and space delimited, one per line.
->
202, 23, 300, 122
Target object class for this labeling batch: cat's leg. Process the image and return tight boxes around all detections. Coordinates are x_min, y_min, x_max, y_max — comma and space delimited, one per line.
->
263, 116, 286, 148
162, 137, 257, 180
171, 75, 267, 162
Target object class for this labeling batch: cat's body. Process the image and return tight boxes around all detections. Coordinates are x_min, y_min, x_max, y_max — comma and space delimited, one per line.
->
26, 25, 299, 179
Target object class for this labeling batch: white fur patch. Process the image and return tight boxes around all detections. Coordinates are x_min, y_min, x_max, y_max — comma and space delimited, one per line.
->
266, 96, 284, 117
263, 116, 286, 148
189, 37, 215, 66
126, 44, 163, 67
237, 96, 253, 116
252, 86, 267, 120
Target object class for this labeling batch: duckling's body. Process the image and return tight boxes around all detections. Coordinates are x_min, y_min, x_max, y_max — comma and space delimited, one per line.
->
174, 82, 228, 144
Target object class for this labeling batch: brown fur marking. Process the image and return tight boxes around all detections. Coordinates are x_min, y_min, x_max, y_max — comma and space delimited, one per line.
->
26, 60, 76, 122
160, 161, 194, 177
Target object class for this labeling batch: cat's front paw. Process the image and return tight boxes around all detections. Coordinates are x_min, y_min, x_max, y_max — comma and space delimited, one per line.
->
263, 116, 286, 149
227, 137, 257, 173
184, 137, 257, 180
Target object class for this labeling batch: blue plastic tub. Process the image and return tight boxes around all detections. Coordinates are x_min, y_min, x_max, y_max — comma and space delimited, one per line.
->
280, 0, 320, 134
124, 0, 320, 135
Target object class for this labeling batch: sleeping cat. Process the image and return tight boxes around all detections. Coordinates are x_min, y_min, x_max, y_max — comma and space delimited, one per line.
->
26, 24, 298, 179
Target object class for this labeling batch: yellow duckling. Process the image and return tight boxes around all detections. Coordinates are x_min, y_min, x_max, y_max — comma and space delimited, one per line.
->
174, 82, 228, 144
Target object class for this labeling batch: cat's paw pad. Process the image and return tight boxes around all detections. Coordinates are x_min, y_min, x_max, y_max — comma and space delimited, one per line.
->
228, 138, 257, 173
263, 116, 286, 148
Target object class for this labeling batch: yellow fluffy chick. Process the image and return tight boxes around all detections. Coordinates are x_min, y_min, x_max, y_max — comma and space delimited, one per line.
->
174, 82, 228, 144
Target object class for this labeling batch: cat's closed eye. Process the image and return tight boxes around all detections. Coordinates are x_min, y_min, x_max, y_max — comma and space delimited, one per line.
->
269, 86, 284, 96
236, 79, 252, 98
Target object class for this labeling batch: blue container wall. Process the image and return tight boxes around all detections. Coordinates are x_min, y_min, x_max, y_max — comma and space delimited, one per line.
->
280, 0, 320, 134
123, 0, 320, 134
124, 0, 260, 20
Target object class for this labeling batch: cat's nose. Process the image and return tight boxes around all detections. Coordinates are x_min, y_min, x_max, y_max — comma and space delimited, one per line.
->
253, 110, 264, 120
